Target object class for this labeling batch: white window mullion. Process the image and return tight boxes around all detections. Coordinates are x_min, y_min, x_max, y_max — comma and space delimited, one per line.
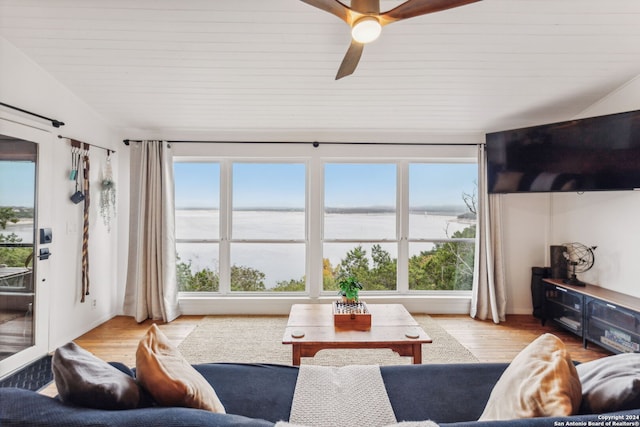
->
308, 156, 323, 298
218, 159, 231, 294
397, 160, 409, 293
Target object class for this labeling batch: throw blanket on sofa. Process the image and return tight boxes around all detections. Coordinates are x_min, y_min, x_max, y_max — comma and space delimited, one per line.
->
289, 365, 396, 427
287, 365, 438, 427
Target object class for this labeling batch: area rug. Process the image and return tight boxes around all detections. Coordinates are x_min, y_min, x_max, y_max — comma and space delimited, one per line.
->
178, 314, 478, 366
0, 355, 53, 391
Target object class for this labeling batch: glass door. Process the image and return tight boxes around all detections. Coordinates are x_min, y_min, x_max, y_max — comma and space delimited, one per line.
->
0, 118, 52, 377
0, 138, 36, 361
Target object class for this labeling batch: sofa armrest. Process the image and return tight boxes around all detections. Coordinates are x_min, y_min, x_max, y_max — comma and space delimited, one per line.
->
0, 388, 274, 427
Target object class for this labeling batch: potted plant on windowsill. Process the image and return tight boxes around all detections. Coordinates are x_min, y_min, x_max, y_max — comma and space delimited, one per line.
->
337, 276, 362, 303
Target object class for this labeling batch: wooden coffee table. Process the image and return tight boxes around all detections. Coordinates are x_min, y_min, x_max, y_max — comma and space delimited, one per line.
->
282, 303, 432, 365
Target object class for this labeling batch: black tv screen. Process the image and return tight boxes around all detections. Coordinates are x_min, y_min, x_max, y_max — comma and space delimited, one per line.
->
486, 110, 640, 193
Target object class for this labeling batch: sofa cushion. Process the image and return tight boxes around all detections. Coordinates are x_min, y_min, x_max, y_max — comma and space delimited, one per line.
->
194, 363, 299, 423
52, 341, 142, 410
479, 333, 582, 421
381, 363, 506, 423
576, 353, 640, 413
136, 324, 225, 413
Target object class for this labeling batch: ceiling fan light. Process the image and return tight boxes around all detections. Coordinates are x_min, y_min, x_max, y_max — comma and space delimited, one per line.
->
351, 16, 382, 44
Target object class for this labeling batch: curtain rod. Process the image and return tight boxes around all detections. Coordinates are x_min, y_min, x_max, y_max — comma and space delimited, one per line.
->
58, 135, 115, 154
0, 102, 65, 128
123, 139, 481, 147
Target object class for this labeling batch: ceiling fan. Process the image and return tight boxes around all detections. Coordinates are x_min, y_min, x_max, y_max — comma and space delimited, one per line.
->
300, 0, 481, 79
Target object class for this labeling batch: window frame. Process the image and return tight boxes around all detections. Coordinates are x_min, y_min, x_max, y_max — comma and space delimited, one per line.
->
172, 143, 478, 301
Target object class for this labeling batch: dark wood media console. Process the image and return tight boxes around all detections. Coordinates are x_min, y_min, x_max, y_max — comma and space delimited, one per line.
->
543, 278, 640, 354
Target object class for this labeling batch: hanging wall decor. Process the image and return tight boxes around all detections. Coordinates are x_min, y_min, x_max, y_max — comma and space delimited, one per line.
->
69, 143, 86, 204
81, 142, 90, 302
100, 151, 116, 232
62, 135, 116, 303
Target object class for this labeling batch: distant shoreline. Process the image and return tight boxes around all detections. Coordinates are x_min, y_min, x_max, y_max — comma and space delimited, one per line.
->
177, 207, 471, 216
4, 219, 34, 226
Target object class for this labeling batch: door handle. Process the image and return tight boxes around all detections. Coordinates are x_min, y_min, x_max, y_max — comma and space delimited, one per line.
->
38, 248, 52, 260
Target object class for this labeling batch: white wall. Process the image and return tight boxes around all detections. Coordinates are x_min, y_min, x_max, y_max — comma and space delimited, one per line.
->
500, 193, 551, 314
500, 75, 640, 313
1, 38, 123, 352
549, 75, 640, 298
550, 191, 640, 297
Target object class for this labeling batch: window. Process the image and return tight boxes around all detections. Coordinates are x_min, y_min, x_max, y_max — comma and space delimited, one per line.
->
172, 143, 478, 299
323, 163, 398, 292
408, 163, 477, 290
230, 163, 306, 292
175, 162, 220, 291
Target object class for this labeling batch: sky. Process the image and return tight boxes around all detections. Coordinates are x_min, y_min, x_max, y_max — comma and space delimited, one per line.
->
0, 161, 36, 207
409, 163, 478, 207
174, 162, 220, 209
2, 160, 477, 210
174, 162, 477, 210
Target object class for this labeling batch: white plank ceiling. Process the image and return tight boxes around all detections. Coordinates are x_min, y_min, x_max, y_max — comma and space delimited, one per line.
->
1, 0, 639, 141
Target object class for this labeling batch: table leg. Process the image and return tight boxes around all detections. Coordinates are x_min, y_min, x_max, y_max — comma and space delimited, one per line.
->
412, 343, 422, 364
292, 344, 301, 366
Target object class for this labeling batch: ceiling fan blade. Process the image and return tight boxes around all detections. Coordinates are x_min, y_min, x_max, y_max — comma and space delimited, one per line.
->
299, 0, 351, 23
335, 41, 364, 80
381, 0, 481, 24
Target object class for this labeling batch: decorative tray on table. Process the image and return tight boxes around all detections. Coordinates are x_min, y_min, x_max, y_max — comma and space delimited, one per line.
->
332, 301, 371, 330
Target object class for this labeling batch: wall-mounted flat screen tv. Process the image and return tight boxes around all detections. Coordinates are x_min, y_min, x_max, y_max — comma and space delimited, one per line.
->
486, 110, 640, 193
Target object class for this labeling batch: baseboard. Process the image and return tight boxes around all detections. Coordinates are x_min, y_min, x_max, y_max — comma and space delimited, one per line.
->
47, 311, 116, 353
178, 295, 472, 315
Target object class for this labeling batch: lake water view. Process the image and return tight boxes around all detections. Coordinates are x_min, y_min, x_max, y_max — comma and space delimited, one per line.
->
2, 211, 475, 288
2, 221, 34, 243
176, 210, 474, 287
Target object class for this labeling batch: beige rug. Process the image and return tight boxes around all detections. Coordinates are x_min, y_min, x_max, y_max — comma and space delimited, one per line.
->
178, 314, 478, 366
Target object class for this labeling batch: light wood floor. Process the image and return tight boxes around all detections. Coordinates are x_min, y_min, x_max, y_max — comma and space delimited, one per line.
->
433, 314, 611, 363
39, 312, 612, 396
72, 313, 610, 365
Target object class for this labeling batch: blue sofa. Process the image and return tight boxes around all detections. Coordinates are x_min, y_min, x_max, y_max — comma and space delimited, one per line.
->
0, 362, 638, 426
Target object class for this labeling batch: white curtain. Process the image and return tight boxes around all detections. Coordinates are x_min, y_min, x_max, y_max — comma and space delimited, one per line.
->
123, 140, 180, 323
471, 144, 507, 323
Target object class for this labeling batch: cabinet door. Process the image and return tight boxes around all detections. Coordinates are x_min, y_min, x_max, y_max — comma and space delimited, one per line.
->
586, 298, 640, 354
545, 285, 583, 335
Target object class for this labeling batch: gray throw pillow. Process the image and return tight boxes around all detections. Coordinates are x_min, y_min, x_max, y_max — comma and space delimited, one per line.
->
52, 341, 142, 410
576, 353, 640, 413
